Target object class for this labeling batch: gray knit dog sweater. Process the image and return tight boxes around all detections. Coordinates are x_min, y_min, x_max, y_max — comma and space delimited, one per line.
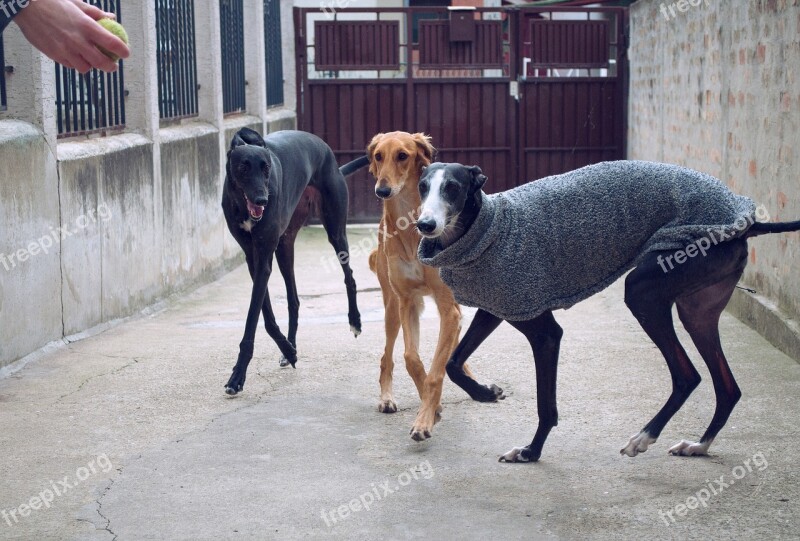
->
418, 160, 756, 321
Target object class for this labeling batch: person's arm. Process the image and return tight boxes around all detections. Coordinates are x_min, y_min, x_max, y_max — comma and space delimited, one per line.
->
0, 2, 21, 33
8, 0, 129, 73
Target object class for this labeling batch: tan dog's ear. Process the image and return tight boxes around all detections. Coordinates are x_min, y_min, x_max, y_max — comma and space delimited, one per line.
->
367, 133, 384, 176
367, 133, 384, 162
412, 133, 435, 167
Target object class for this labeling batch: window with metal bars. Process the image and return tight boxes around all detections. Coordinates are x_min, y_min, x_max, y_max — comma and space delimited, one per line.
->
219, 0, 246, 114
55, 0, 126, 138
264, 0, 283, 108
156, 0, 198, 121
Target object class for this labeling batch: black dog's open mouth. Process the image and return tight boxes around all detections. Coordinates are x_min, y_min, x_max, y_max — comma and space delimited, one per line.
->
245, 197, 265, 222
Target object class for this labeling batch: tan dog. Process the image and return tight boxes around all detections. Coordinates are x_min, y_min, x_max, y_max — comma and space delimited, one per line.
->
367, 131, 468, 441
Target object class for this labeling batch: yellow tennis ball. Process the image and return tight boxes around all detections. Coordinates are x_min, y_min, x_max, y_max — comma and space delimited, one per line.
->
96, 18, 128, 62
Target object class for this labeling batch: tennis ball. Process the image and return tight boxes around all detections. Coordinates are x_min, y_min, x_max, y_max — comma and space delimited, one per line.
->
96, 18, 128, 62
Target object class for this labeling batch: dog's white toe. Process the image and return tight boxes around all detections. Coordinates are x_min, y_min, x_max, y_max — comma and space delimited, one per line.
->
499, 447, 530, 463
350, 325, 361, 338
668, 439, 711, 456
620, 431, 657, 457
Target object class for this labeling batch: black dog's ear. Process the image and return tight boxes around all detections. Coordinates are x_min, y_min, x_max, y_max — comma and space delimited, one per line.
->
232, 127, 266, 150
468, 165, 487, 192
229, 133, 247, 153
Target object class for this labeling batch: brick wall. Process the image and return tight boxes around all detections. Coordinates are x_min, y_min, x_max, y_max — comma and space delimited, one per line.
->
628, 0, 800, 357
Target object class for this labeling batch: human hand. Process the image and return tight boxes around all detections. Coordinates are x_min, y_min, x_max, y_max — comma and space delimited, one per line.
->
13, 0, 130, 73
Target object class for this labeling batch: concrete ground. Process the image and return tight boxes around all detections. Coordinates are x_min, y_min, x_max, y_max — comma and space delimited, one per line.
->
0, 226, 798, 540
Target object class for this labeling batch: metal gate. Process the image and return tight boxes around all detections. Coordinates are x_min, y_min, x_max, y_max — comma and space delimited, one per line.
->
294, 6, 628, 221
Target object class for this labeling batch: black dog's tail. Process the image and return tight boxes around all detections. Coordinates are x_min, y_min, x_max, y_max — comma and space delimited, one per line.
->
340, 155, 369, 177
745, 220, 800, 239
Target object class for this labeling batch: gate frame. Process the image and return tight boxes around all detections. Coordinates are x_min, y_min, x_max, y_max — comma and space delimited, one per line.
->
294, 5, 629, 221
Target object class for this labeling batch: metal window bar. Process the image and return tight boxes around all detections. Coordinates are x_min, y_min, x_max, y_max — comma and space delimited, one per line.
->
264, 0, 283, 107
219, 0, 246, 114
55, 0, 125, 137
0, 35, 7, 111
156, 0, 199, 120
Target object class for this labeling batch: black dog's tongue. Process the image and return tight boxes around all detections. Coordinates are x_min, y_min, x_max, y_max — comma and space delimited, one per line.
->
246, 198, 265, 220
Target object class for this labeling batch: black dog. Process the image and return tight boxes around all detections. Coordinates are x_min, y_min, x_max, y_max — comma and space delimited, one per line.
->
222, 128, 368, 395
415, 161, 800, 462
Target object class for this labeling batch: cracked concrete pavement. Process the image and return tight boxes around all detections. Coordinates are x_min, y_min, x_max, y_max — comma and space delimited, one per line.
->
0, 226, 798, 540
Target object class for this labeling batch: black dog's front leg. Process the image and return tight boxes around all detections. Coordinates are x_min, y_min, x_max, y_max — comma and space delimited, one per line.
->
500, 312, 563, 463
225, 246, 295, 395
446, 309, 505, 402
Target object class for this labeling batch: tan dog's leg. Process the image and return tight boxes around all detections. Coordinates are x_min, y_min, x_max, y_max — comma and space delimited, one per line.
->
410, 283, 461, 441
374, 249, 402, 413
379, 291, 401, 413
398, 294, 427, 400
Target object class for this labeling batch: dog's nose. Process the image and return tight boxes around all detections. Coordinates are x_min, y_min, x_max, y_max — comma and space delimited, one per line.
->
375, 186, 392, 199
253, 195, 268, 206
416, 218, 437, 234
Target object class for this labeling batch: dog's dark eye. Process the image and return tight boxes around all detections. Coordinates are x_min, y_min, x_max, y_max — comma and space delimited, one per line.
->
419, 182, 429, 196
397, 152, 408, 161
444, 181, 459, 198
375, 153, 382, 162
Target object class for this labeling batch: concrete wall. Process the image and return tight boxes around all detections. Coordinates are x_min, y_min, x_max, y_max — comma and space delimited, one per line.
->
0, 1, 298, 369
628, 0, 800, 360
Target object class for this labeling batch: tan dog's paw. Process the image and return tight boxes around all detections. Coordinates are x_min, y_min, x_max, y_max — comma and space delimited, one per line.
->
410, 408, 439, 441
378, 399, 397, 413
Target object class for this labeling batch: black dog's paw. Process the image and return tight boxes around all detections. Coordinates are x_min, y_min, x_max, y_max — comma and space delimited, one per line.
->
499, 446, 539, 463
279, 353, 298, 368
473, 383, 505, 402
349, 312, 362, 338
224, 367, 246, 395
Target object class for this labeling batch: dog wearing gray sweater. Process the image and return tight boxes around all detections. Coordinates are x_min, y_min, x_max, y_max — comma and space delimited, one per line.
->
416, 160, 800, 462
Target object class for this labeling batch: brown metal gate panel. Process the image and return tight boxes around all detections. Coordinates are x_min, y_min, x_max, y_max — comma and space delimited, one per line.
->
529, 20, 610, 68
520, 80, 621, 182
418, 21, 504, 69
413, 81, 516, 193
315, 21, 401, 70
295, 6, 628, 222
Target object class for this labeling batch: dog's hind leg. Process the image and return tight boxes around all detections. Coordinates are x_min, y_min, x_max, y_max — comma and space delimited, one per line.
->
620, 268, 701, 456
671, 245, 747, 456
499, 311, 563, 463
620, 239, 747, 457
317, 173, 361, 336
446, 309, 505, 402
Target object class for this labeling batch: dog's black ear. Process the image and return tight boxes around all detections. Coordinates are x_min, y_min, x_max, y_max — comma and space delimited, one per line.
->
229, 133, 247, 152
234, 127, 267, 148
468, 165, 487, 192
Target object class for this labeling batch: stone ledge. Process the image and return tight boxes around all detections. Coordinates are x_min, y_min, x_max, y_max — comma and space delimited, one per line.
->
727, 288, 800, 364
